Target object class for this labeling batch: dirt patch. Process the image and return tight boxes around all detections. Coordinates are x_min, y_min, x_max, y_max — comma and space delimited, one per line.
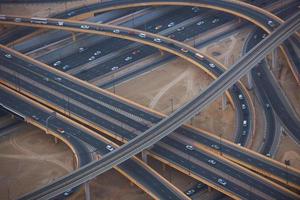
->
0, 123, 74, 200
112, 57, 235, 141
275, 134, 300, 170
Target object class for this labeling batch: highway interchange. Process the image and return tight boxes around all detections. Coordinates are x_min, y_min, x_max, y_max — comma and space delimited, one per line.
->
0, 0, 300, 199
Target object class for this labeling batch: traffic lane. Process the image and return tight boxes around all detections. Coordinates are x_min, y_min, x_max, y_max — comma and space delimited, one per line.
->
151, 145, 265, 200
0, 88, 185, 200
162, 137, 291, 200
0, 68, 137, 141
177, 126, 299, 184
0, 56, 149, 133
51, 6, 205, 70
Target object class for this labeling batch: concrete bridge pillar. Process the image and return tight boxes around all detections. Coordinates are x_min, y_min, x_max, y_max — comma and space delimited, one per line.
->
222, 94, 227, 110
54, 136, 58, 144
72, 32, 76, 41
84, 181, 91, 200
247, 72, 253, 90
142, 150, 148, 164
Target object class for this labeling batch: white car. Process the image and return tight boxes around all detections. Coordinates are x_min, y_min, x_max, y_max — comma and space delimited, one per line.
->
106, 145, 114, 151
242, 104, 246, 110
94, 50, 101, 56
267, 20, 275, 27
154, 38, 162, 43
238, 94, 244, 100
212, 18, 220, 23
217, 178, 227, 186
15, 18, 22, 22
243, 120, 247, 127
54, 77, 62, 82
53, 61, 62, 66
168, 22, 175, 27
192, 7, 200, 13
62, 65, 70, 70
80, 25, 90, 29
138, 33, 146, 38
181, 48, 188, 53
209, 63, 216, 68
262, 34, 267, 39
185, 145, 194, 151
63, 189, 72, 196
88, 56, 95, 61
176, 27, 185, 31
113, 29, 120, 33
58, 21, 64, 26
125, 56, 132, 61
5, 54, 12, 59
208, 159, 216, 165
111, 66, 119, 71
211, 144, 220, 150
57, 128, 65, 134
197, 21, 204, 26
79, 47, 85, 52
186, 189, 195, 196
32, 115, 39, 121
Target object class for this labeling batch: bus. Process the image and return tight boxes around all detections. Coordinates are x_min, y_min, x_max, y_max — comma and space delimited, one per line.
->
30, 17, 48, 24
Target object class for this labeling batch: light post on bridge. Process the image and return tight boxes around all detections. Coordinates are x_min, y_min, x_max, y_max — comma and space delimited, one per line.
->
46, 112, 56, 134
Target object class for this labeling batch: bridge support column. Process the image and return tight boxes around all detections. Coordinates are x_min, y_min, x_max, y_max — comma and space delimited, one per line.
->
247, 72, 253, 90
72, 32, 76, 41
84, 181, 91, 200
222, 94, 227, 110
272, 48, 277, 70
141, 150, 148, 164
54, 136, 58, 144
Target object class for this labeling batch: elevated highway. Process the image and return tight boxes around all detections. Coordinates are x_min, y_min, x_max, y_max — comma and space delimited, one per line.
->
0, 11, 298, 200
0, 84, 188, 200
16, 10, 300, 200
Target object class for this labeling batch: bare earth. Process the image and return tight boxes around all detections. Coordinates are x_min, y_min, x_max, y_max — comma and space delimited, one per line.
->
0, 123, 74, 200
112, 57, 235, 141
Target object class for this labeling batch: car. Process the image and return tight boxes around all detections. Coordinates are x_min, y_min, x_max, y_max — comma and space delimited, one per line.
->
242, 130, 247, 136
196, 183, 204, 189
154, 38, 162, 43
211, 144, 220, 150
197, 21, 204, 26
54, 77, 62, 82
209, 63, 216, 68
238, 94, 244, 100
125, 56, 132, 61
113, 29, 120, 33
32, 115, 39, 120
266, 103, 270, 109
212, 18, 220, 23
106, 144, 114, 151
186, 189, 195, 196
243, 120, 247, 127
242, 104, 246, 110
80, 25, 90, 29
111, 66, 119, 71
266, 153, 271, 157
43, 77, 49, 82
195, 53, 204, 59
5, 54, 12, 59
155, 25, 162, 30
62, 65, 70, 70
237, 143, 241, 146
262, 33, 267, 39
181, 48, 188, 53
267, 20, 275, 27
185, 145, 194, 151
88, 56, 95, 61
138, 33, 146, 38
168, 34, 175, 39
192, 7, 200, 13
58, 21, 64, 26
217, 178, 227, 186
208, 159, 216, 165
176, 27, 185, 31
167, 22, 175, 27
53, 61, 62, 67
63, 189, 73, 196
15, 18, 22, 22
67, 11, 76, 16
57, 128, 65, 134
79, 47, 85, 52
94, 50, 101, 56
253, 34, 258, 39
132, 49, 141, 55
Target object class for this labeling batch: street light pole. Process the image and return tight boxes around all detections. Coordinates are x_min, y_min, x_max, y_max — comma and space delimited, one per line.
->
46, 112, 56, 134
